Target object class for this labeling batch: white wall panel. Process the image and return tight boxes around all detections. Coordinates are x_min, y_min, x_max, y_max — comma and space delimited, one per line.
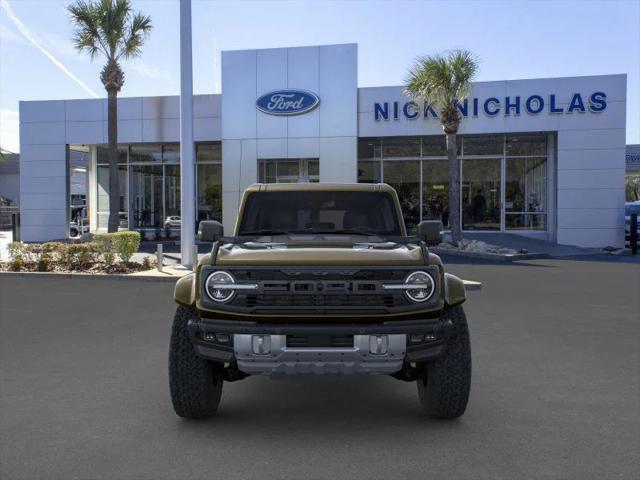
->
20, 122, 66, 145
222, 140, 242, 192
557, 129, 626, 151
257, 138, 287, 159
558, 228, 624, 248
288, 137, 320, 158
319, 137, 357, 182
142, 118, 180, 142
66, 122, 104, 144
194, 117, 222, 142
557, 168, 625, 189
112, 119, 144, 143
557, 148, 625, 170
106, 97, 143, 120
222, 49, 257, 139
20, 209, 67, 226
558, 188, 624, 210
222, 190, 241, 234
19, 144, 67, 162
194, 94, 221, 118
20, 225, 67, 242
287, 46, 320, 138
256, 48, 288, 139
239, 139, 258, 190
142, 96, 179, 119
319, 44, 357, 137
20, 160, 66, 178
20, 100, 65, 123
66, 99, 104, 122
557, 208, 624, 229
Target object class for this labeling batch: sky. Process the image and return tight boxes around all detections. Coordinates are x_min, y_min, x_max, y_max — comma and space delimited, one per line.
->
0, 0, 638, 153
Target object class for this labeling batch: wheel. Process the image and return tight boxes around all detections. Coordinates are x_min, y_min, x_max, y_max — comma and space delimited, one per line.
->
70, 227, 78, 237
169, 305, 223, 419
417, 304, 471, 419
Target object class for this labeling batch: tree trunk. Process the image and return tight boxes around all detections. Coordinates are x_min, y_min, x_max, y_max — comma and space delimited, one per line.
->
447, 132, 462, 245
107, 89, 120, 233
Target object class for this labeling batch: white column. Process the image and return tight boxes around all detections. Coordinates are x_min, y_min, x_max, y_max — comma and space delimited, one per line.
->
179, 0, 195, 266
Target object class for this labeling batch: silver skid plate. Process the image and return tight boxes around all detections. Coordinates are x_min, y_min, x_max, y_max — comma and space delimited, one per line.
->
234, 334, 406, 375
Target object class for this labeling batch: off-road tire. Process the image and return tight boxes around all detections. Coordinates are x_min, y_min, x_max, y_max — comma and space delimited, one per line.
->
417, 304, 471, 419
169, 305, 223, 419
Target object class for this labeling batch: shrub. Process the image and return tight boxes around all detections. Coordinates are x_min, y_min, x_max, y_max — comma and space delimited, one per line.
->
141, 256, 153, 270
7, 242, 28, 260
94, 233, 116, 265
8, 255, 25, 271
36, 253, 52, 272
114, 231, 141, 263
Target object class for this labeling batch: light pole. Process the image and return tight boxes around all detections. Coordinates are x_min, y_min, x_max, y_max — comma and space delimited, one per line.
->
179, 0, 195, 267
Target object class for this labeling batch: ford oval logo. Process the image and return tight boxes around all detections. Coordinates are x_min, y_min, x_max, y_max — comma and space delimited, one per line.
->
256, 89, 320, 116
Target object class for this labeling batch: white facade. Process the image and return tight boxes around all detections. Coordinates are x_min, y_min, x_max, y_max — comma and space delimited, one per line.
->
19, 43, 627, 247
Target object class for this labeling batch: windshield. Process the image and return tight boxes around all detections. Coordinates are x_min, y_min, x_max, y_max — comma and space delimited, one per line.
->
238, 191, 403, 236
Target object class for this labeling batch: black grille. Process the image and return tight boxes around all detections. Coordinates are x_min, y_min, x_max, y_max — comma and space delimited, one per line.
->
286, 335, 354, 348
236, 293, 403, 308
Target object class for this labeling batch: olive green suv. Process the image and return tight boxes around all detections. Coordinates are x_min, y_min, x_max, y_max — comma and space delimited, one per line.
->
169, 183, 471, 419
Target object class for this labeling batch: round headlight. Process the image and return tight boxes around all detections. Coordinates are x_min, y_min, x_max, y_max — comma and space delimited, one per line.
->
404, 271, 435, 302
205, 271, 236, 303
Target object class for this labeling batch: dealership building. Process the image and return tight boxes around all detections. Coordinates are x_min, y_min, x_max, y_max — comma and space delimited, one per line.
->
19, 43, 627, 247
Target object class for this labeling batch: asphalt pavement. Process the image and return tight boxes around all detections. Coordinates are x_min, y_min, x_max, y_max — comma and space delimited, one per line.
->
1, 257, 639, 480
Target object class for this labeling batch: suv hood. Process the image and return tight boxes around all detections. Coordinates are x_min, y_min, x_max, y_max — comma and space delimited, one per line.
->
215, 235, 424, 266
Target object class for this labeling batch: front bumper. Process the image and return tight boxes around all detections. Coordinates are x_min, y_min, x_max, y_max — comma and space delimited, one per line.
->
188, 316, 451, 375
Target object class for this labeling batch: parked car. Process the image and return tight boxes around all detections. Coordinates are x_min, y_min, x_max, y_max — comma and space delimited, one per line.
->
169, 183, 471, 420
164, 216, 181, 229
625, 201, 640, 247
69, 221, 89, 238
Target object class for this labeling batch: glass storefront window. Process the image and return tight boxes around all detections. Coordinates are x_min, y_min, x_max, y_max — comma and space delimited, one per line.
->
383, 160, 421, 230
163, 144, 180, 163
97, 145, 127, 164
463, 134, 503, 156
382, 136, 420, 159
197, 143, 222, 162
462, 158, 501, 230
505, 157, 547, 230
164, 164, 181, 219
258, 159, 318, 183
130, 144, 162, 163
422, 160, 449, 227
131, 164, 163, 228
421, 136, 447, 157
197, 163, 222, 223
97, 164, 128, 229
506, 133, 547, 156
357, 161, 381, 183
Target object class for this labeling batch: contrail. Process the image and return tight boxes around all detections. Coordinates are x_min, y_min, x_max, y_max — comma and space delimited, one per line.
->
1, 0, 100, 98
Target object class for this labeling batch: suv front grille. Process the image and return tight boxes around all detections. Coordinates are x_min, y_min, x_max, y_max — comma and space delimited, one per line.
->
286, 335, 354, 348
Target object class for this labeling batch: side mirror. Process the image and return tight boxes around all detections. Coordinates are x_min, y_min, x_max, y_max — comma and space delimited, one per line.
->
198, 220, 224, 243
417, 220, 443, 246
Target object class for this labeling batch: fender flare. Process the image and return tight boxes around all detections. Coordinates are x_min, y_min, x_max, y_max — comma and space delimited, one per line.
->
174, 272, 197, 307
444, 272, 466, 306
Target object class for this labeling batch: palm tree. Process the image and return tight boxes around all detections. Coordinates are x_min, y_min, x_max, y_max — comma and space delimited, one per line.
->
68, 0, 152, 232
405, 50, 478, 245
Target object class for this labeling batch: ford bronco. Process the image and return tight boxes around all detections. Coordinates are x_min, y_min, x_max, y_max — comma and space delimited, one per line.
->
169, 183, 471, 419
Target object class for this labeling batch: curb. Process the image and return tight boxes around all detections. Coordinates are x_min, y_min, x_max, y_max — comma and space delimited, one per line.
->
0, 271, 181, 283
432, 248, 550, 262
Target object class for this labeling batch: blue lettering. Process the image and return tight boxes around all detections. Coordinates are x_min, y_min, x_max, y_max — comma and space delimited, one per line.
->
455, 99, 468, 117
424, 103, 438, 118
374, 102, 389, 121
393, 101, 399, 120
505, 96, 521, 115
589, 91, 607, 112
549, 94, 564, 113
473, 98, 479, 116
483, 97, 500, 116
525, 95, 544, 114
403, 101, 419, 119
568, 93, 586, 113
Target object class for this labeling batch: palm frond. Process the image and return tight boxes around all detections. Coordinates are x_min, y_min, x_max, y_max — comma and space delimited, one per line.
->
118, 12, 152, 60
405, 49, 478, 115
